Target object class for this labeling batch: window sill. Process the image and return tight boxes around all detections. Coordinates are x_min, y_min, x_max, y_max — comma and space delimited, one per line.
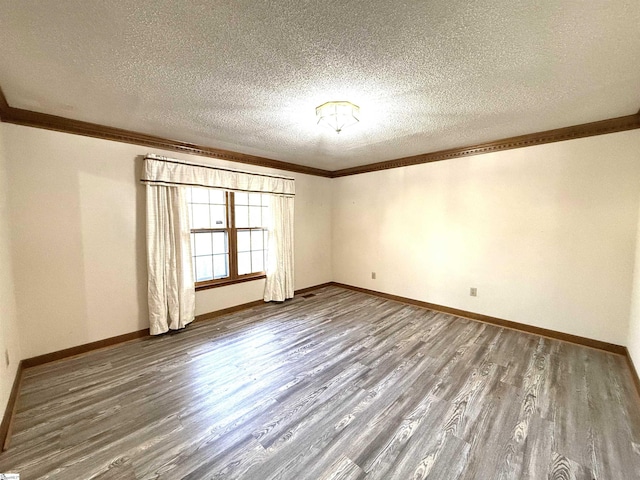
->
195, 274, 266, 291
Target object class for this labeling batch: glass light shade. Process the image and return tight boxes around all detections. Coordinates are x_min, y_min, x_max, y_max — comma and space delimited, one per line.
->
316, 101, 360, 133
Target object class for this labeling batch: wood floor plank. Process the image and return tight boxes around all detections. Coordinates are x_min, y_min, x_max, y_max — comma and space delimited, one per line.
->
317, 454, 364, 480
0, 286, 639, 479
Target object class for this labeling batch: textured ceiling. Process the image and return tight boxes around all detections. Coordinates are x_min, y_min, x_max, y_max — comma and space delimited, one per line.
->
1, 0, 639, 171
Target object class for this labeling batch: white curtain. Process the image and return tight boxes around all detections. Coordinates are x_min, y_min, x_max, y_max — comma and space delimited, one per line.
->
142, 154, 295, 330
264, 195, 295, 302
146, 184, 195, 335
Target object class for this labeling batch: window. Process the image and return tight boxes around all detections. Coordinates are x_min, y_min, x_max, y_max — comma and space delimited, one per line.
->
187, 187, 269, 289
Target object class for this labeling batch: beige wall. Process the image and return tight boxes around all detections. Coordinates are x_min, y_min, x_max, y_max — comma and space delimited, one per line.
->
332, 130, 640, 346
3, 120, 640, 363
4, 124, 332, 359
628, 199, 640, 374
0, 123, 22, 414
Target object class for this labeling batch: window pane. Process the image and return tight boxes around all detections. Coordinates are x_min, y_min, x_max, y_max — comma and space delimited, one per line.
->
195, 256, 213, 282
235, 192, 249, 205
213, 254, 229, 278
251, 229, 264, 250
188, 187, 233, 285
210, 205, 226, 227
210, 189, 225, 204
238, 252, 251, 275
194, 232, 213, 256
188, 189, 271, 284
212, 231, 227, 254
249, 193, 262, 206
191, 187, 210, 203
192, 204, 210, 229
235, 205, 249, 228
249, 206, 262, 227
237, 230, 251, 252
252, 250, 264, 273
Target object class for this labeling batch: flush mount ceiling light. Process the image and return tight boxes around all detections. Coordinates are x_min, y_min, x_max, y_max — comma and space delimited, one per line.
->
316, 101, 360, 133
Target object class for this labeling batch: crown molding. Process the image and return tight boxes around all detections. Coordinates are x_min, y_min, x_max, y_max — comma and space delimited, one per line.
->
330, 113, 640, 177
1, 86, 639, 178
0, 87, 332, 178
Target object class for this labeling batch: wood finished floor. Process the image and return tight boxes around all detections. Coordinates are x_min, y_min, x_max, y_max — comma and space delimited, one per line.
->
1, 286, 640, 479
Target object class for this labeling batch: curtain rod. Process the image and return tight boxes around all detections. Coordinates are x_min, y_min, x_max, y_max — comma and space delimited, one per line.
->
145, 154, 295, 181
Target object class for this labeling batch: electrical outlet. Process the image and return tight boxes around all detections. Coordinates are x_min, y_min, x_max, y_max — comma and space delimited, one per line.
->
371, 272, 376, 280
470, 287, 477, 297
4, 349, 9, 367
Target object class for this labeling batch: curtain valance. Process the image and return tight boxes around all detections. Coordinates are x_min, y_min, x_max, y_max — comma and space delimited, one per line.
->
141, 154, 295, 196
